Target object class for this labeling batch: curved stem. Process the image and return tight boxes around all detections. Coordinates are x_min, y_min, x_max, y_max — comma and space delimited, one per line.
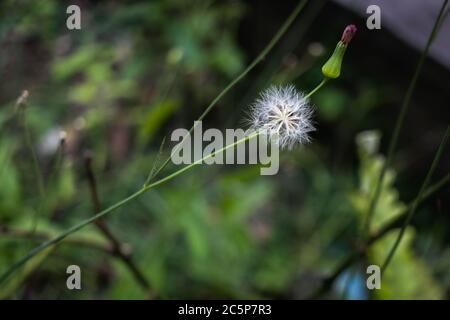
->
381, 125, 449, 273
0, 131, 261, 285
0, 74, 328, 285
305, 78, 328, 99
148, 0, 308, 182
363, 0, 448, 237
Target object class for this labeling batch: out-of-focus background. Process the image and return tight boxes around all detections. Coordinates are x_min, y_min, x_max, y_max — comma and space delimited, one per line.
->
0, 0, 449, 299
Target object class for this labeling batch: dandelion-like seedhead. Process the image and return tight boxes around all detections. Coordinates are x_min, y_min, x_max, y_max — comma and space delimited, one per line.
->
249, 85, 315, 150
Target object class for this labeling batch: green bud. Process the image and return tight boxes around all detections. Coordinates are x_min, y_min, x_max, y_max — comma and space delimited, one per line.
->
321, 24, 357, 79
321, 41, 347, 79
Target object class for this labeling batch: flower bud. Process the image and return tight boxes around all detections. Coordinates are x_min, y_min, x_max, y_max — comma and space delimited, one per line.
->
321, 25, 357, 79
341, 24, 357, 45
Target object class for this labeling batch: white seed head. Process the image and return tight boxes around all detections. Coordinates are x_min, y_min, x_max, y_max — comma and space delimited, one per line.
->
249, 85, 315, 149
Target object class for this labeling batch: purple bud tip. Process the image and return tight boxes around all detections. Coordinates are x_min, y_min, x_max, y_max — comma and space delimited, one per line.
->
341, 24, 357, 45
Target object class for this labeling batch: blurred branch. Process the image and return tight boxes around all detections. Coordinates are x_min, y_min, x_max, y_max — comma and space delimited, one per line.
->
309, 172, 450, 299
84, 152, 153, 297
0, 225, 112, 254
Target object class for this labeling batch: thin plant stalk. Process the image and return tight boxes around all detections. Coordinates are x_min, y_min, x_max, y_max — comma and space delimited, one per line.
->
0, 77, 327, 285
363, 0, 448, 236
148, 0, 309, 183
381, 125, 449, 272
84, 153, 152, 294
0, 130, 259, 284
305, 78, 328, 99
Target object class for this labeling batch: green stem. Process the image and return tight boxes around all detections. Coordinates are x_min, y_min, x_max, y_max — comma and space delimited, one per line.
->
381, 125, 450, 273
149, 0, 308, 181
0, 131, 260, 285
363, 0, 448, 236
305, 78, 328, 99
0, 74, 329, 286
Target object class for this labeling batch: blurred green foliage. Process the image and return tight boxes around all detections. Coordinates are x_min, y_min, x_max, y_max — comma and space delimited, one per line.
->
351, 131, 443, 299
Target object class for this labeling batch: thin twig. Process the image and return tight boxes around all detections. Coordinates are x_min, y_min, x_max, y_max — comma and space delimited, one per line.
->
363, 0, 449, 236
381, 125, 449, 272
84, 151, 153, 295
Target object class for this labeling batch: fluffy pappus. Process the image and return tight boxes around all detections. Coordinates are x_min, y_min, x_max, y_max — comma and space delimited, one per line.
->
248, 85, 315, 149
